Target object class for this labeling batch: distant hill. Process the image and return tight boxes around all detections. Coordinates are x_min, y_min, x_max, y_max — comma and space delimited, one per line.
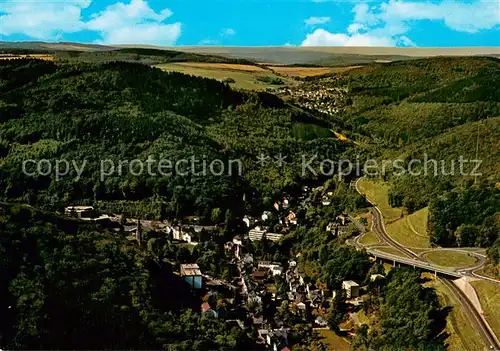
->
1, 41, 499, 65
118, 45, 500, 65
0, 41, 114, 52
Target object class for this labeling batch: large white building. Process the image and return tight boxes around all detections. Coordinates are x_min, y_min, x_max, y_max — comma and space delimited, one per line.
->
342, 280, 360, 298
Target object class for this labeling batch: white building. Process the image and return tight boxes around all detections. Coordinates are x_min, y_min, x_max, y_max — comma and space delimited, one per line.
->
249, 228, 266, 241
243, 215, 255, 228
265, 232, 284, 242
342, 280, 360, 298
261, 211, 272, 221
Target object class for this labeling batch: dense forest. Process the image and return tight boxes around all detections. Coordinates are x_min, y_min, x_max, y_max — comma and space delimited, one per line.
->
0, 203, 255, 350
352, 269, 449, 351
0, 59, 343, 219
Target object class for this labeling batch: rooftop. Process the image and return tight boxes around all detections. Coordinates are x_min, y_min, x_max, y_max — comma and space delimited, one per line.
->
180, 263, 202, 276
342, 280, 359, 287
65, 205, 94, 212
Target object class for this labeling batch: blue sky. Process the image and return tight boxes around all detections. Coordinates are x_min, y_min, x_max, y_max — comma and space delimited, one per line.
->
0, 0, 499, 47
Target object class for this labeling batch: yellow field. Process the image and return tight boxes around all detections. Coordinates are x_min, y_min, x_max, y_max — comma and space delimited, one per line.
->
154, 62, 288, 91
471, 280, 500, 340
175, 62, 267, 72
359, 231, 379, 246
386, 208, 431, 248
356, 178, 402, 221
422, 250, 478, 268
268, 65, 361, 77
406, 207, 428, 236
423, 274, 484, 351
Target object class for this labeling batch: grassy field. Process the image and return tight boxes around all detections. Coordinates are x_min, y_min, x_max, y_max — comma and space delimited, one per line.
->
386, 208, 431, 248
475, 265, 500, 280
356, 178, 402, 221
471, 280, 500, 340
423, 251, 479, 268
359, 231, 379, 246
423, 274, 484, 351
315, 329, 350, 350
175, 62, 266, 72
406, 207, 428, 236
154, 62, 290, 91
267, 65, 361, 77
357, 179, 431, 248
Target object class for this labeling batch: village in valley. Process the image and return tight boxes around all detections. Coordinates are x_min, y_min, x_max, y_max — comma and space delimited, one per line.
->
273, 77, 350, 116
63, 181, 382, 350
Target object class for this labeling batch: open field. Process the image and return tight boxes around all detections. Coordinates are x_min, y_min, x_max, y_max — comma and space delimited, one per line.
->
267, 65, 361, 77
386, 208, 431, 248
471, 280, 500, 340
475, 265, 500, 280
406, 207, 428, 236
357, 178, 431, 247
174, 62, 267, 72
359, 231, 379, 246
315, 329, 350, 350
356, 179, 402, 221
154, 62, 290, 91
422, 250, 478, 269
423, 274, 484, 351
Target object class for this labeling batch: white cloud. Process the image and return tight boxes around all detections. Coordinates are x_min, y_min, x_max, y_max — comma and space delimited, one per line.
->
87, 0, 181, 45
302, 0, 500, 47
0, 0, 90, 40
99, 23, 181, 45
0, 0, 182, 46
222, 28, 236, 37
352, 3, 380, 26
398, 35, 416, 47
304, 16, 331, 26
302, 28, 396, 46
347, 23, 366, 34
370, 0, 500, 33
199, 39, 219, 45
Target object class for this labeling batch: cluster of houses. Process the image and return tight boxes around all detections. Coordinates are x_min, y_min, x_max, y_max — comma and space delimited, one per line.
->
64, 205, 111, 223
63, 181, 369, 349
274, 79, 349, 116
165, 223, 217, 245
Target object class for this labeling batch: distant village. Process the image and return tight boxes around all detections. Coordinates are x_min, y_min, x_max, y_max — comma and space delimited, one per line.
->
63, 184, 379, 350
273, 77, 349, 116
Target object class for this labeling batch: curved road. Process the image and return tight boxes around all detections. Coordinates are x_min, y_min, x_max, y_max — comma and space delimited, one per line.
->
353, 178, 500, 350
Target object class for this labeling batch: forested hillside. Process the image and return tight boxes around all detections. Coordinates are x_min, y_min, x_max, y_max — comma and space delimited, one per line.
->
341, 56, 500, 144
338, 56, 500, 264
0, 59, 340, 219
0, 203, 253, 350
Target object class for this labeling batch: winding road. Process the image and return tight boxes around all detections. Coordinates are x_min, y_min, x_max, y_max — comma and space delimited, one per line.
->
352, 178, 500, 350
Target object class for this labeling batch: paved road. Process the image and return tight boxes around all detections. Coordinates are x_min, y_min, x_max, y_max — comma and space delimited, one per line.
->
441, 278, 500, 350
354, 178, 500, 350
